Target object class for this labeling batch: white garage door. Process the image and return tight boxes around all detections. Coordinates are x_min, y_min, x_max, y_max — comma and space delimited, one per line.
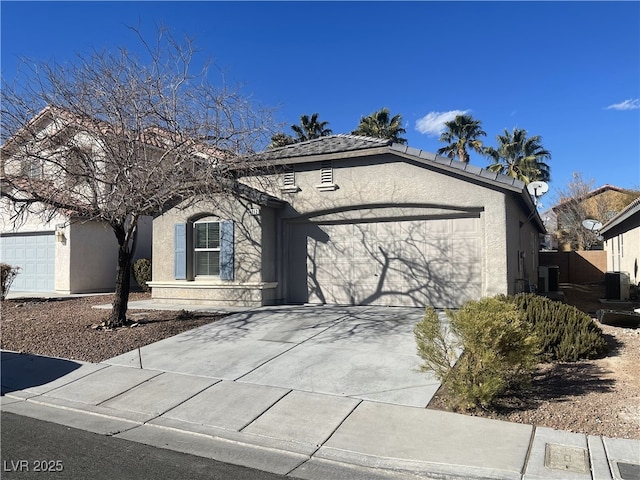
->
1, 233, 55, 292
290, 217, 482, 308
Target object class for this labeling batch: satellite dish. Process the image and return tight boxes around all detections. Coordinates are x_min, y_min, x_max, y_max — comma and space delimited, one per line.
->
527, 181, 549, 197
582, 219, 603, 231
527, 181, 548, 206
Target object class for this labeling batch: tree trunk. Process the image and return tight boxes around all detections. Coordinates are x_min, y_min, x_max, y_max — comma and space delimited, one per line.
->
106, 225, 133, 328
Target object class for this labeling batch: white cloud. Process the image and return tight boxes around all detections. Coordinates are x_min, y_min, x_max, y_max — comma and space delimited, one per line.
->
415, 109, 469, 136
605, 98, 640, 111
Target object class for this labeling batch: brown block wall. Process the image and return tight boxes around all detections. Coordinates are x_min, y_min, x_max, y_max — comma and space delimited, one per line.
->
540, 250, 607, 284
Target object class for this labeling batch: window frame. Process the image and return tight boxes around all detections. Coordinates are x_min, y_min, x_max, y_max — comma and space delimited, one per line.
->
193, 220, 221, 277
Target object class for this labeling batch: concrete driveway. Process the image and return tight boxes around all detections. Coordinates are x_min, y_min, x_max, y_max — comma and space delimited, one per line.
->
106, 305, 441, 408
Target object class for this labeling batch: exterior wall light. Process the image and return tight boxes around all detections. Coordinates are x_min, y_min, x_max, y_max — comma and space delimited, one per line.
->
55, 224, 66, 243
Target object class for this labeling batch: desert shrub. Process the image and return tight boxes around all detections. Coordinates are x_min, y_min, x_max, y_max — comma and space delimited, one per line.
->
414, 306, 459, 382
1, 263, 20, 301
132, 258, 152, 292
415, 298, 539, 411
176, 309, 195, 320
499, 294, 608, 362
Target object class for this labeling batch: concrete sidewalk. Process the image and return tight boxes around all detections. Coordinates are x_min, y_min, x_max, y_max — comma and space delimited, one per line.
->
2, 304, 639, 479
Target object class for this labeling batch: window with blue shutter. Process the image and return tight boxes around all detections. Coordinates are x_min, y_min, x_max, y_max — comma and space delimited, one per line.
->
174, 223, 187, 280
219, 220, 234, 280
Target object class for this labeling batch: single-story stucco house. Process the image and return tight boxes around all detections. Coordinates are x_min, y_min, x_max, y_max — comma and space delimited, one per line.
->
149, 135, 545, 309
600, 196, 640, 285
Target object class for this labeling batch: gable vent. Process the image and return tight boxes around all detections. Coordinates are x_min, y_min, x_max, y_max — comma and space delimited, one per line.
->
320, 161, 333, 184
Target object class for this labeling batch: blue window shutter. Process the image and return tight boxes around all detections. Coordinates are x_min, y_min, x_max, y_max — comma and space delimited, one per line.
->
219, 220, 234, 281
174, 223, 187, 280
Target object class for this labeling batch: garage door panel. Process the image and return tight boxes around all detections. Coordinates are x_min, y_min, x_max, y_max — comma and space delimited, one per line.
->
426, 219, 450, 235
452, 217, 478, 233
1, 233, 55, 292
294, 217, 482, 308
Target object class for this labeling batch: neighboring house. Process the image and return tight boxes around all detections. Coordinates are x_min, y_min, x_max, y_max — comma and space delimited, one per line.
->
600, 197, 640, 285
0, 212, 152, 294
539, 208, 558, 250
149, 135, 545, 308
552, 185, 640, 251
0, 108, 152, 293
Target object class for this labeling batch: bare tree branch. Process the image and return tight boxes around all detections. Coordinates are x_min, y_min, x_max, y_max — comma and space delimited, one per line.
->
1, 28, 276, 326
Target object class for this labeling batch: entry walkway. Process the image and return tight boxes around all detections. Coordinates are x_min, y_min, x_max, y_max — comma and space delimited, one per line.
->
2, 304, 639, 479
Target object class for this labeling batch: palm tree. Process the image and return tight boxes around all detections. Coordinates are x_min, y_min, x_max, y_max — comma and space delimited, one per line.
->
437, 114, 486, 163
290, 113, 332, 142
351, 107, 407, 144
268, 113, 332, 149
269, 132, 295, 148
484, 128, 551, 183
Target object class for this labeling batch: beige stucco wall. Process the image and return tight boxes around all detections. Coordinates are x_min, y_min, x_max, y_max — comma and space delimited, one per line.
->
149, 195, 279, 306
505, 194, 541, 293
605, 227, 640, 284
67, 221, 118, 293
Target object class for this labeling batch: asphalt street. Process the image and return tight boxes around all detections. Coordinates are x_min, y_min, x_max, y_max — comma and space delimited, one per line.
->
1, 412, 289, 480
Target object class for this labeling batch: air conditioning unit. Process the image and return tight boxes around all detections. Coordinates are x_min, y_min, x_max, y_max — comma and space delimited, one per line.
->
538, 265, 560, 293
605, 272, 630, 301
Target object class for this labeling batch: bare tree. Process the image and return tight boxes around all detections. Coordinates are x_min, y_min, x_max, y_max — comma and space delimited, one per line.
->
1, 28, 274, 327
553, 172, 640, 250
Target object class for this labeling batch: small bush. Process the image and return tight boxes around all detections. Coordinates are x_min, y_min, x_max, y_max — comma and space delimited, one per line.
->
415, 298, 539, 411
176, 309, 195, 320
499, 294, 608, 362
1, 263, 20, 301
132, 258, 152, 292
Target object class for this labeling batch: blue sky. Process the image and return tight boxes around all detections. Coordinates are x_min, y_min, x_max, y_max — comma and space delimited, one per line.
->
2, 1, 639, 206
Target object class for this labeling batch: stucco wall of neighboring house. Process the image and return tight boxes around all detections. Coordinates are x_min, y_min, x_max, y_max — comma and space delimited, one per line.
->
66, 220, 118, 293
0, 201, 66, 234
605, 227, 640, 284
149, 196, 279, 306
65, 216, 152, 293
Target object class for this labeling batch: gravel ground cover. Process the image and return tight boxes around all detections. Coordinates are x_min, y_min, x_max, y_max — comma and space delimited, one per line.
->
1, 293, 223, 363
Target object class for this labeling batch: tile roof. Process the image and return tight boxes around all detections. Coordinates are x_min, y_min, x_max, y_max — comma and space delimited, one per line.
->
257, 134, 392, 160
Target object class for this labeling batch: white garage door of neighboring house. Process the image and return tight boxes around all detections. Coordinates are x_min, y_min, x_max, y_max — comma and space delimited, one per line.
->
1, 233, 55, 292
289, 217, 482, 308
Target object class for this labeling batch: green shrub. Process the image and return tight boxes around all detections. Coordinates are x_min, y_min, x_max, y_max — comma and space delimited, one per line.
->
132, 258, 152, 292
1, 263, 20, 301
499, 294, 608, 362
415, 298, 539, 411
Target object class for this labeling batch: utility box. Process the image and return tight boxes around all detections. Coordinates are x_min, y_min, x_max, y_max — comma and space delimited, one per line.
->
605, 272, 630, 301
